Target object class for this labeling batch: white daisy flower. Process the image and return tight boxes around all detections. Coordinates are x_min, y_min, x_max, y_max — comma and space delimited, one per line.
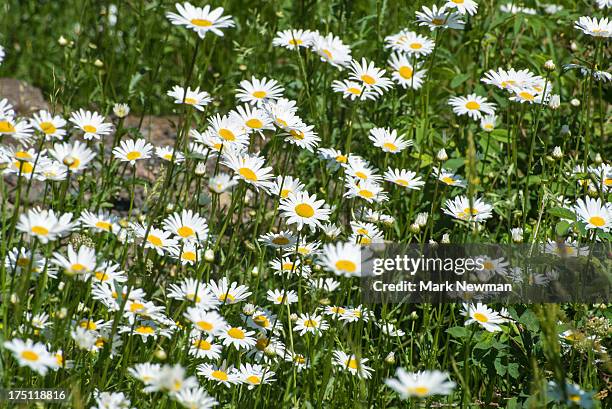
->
236, 76, 285, 106
388, 53, 427, 90
167, 278, 219, 309
3, 338, 58, 375
348, 58, 394, 96
113, 138, 153, 165
432, 168, 467, 187
369, 127, 413, 153
188, 333, 222, 360
173, 387, 217, 409
0, 117, 34, 145
166, 2, 234, 38
131, 224, 178, 255
237, 363, 276, 389
167, 85, 212, 111
31, 110, 67, 140
384, 168, 425, 190
449, 93, 496, 120
331, 79, 379, 101
219, 326, 257, 350
258, 230, 297, 249
332, 350, 373, 379
279, 191, 331, 231
163, 209, 208, 242
208, 277, 252, 305
415, 4, 465, 30
385, 30, 435, 57
461, 303, 510, 332
229, 104, 274, 136
272, 29, 314, 49
574, 16, 611, 37
49, 141, 96, 173
266, 289, 298, 305
294, 313, 329, 336
79, 210, 119, 233
319, 242, 362, 277
69, 109, 113, 140
444, 0, 479, 16
184, 307, 227, 335
443, 195, 493, 222
222, 150, 275, 191
16, 207, 76, 243
197, 362, 240, 387
155, 146, 185, 163
572, 197, 611, 231
344, 178, 388, 203
385, 369, 456, 399
311, 32, 352, 69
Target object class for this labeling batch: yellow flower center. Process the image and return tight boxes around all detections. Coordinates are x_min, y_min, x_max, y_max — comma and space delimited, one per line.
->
395, 179, 409, 186
95, 221, 112, 231
246, 118, 263, 128
280, 189, 292, 198
295, 203, 315, 218
272, 236, 290, 245
218, 293, 235, 302
355, 171, 368, 179
14, 161, 34, 174
255, 338, 269, 351
289, 38, 303, 45
303, 319, 318, 328
218, 128, 235, 141
483, 261, 494, 270
431, 18, 444, 25
335, 155, 348, 163
247, 375, 261, 384
126, 151, 141, 161
282, 262, 295, 271
335, 260, 357, 273
0, 120, 16, 133
399, 66, 413, 79
253, 314, 269, 328
135, 326, 155, 334
182, 251, 197, 262
347, 87, 362, 95
79, 320, 97, 330
408, 386, 430, 397
239, 167, 258, 182
441, 176, 455, 185
465, 101, 480, 110
39, 122, 57, 134
21, 350, 39, 361
191, 18, 212, 27
227, 327, 245, 339
347, 358, 359, 369
95, 271, 109, 281
321, 49, 332, 60
410, 42, 422, 50
451, 0, 464, 3
15, 151, 32, 160
83, 125, 97, 133
361, 74, 376, 85
252, 90, 267, 99
147, 234, 163, 247
71, 263, 86, 272
31, 225, 49, 236
290, 129, 305, 140
184, 97, 197, 105
69, 158, 81, 169
130, 302, 144, 312
519, 91, 534, 101
589, 216, 605, 227
193, 339, 211, 350
358, 189, 374, 198
473, 312, 489, 323
383, 142, 398, 151
212, 370, 228, 381
177, 226, 194, 238
196, 321, 213, 331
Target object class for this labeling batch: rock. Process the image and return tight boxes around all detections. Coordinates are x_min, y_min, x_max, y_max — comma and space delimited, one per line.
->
0, 78, 49, 115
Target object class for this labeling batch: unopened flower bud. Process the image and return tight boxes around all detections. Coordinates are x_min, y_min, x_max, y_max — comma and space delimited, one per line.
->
58, 307, 68, 319
113, 103, 130, 118
204, 249, 214, 262
570, 98, 580, 107
409, 223, 420, 234
544, 60, 556, 71
154, 349, 167, 360
251, 266, 259, 277
58, 36, 69, 46
552, 146, 562, 159
441, 233, 451, 244
385, 351, 396, 365
94, 59, 103, 68
289, 313, 298, 322
415, 212, 428, 228
594, 153, 602, 165
436, 148, 448, 161
511, 227, 523, 243
548, 94, 560, 109
10, 293, 19, 304
242, 303, 256, 316
195, 162, 207, 176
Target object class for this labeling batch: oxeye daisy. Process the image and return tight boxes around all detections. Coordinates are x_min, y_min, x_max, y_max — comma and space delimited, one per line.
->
448, 93, 496, 120
318, 147, 351, 170
480, 114, 496, 132
155, 146, 185, 163
146, 364, 198, 394
131, 224, 178, 255
319, 242, 362, 277
238, 363, 276, 389
279, 191, 331, 232
184, 307, 227, 335
167, 85, 212, 111
0, 45, 4, 65
331, 79, 378, 101
69, 109, 113, 140
344, 178, 388, 203
17, 207, 75, 243
79, 210, 119, 233
284, 122, 320, 152
3, 338, 58, 375
462, 303, 510, 332
269, 257, 311, 278
167, 278, 219, 309
209, 278, 252, 305
219, 326, 257, 350
229, 104, 274, 136
285, 239, 321, 257
267, 288, 299, 305
385, 30, 435, 57
311, 32, 352, 69
309, 277, 341, 292
245, 309, 281, 334
271, 175, 305, 199
343, 156, 382, 182
169, 242, 207, 265
259, 230, 297, 249
348, 58, 393, 95
208, 172, 238, 193
369, 127, 413, 154
385, 369, 456, 399
113, 138, 153, 165
129, 363, 161, 384
572, 197, 611, 231
191, 128, 249, 154
236, 76, 284, 106
388, 53, 427, 89
574, 16, 611, 37
188, 333, 222, 360
166, 2, 234, 39
222, 150, 274, 191
384, 168, 425, 190
415, 5, 465, 30
4, 247, 47, 276
52, 245, 97, 277
48, 141, 96, 173
207, 113, 248, 144
197, 362, 240, 387
443, 195, 493, 222
444, 0, 479, 16
0, 117, 34, 145
272, 29, 314, 49
481, 68, 542, 91
163, 209, 208, 242
37, 160, 67, 182
333, 350, 373, 379
263, 97, 299, 128
377, 321, 405, 336
294, 313, 329, 336
432, 168, 467, 187
509, 86, 550, 104
91, 261, 127, 284
31, 110, 67, 140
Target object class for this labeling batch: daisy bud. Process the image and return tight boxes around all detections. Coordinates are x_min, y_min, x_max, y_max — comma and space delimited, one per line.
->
242, 303, 256, 316
511, 227, 523, 243
319, 297, 331, 306
195, 162, 207, 176
552, 146, 563, 159
58, 35, 69, 46
441, 233, 451, 244
113, 103, 130, 118
10, 293, 19, 304
62, 155, 76, 167
290, 313, 298, 322
594, 153, 602, 165
409, 311, 419, 320
548, 94, 560, 109
251, 266, 259, 277
154, 349, 167, 361
204, 249, 215, 262
409, 223, 420, 234
570, 98, 580, 107
384, 351, 396, 365
58, 308, 67, 319
264, 346, 277, 357
238, 64, 247, 71
415, 212, 428, 228
436, 148, 448, 161
570, 41, 578, 51
94, 59, 104, 68
587, 185, 598, 197
544, 60, 556, 71
313, 264, 321, 272
166, 203, 174, 212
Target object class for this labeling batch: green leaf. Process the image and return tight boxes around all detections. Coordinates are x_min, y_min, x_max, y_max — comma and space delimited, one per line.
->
548, 207, 576, 221
555, 220, 571, 237
450, 73, 471, 89
446, 326, 469, 338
